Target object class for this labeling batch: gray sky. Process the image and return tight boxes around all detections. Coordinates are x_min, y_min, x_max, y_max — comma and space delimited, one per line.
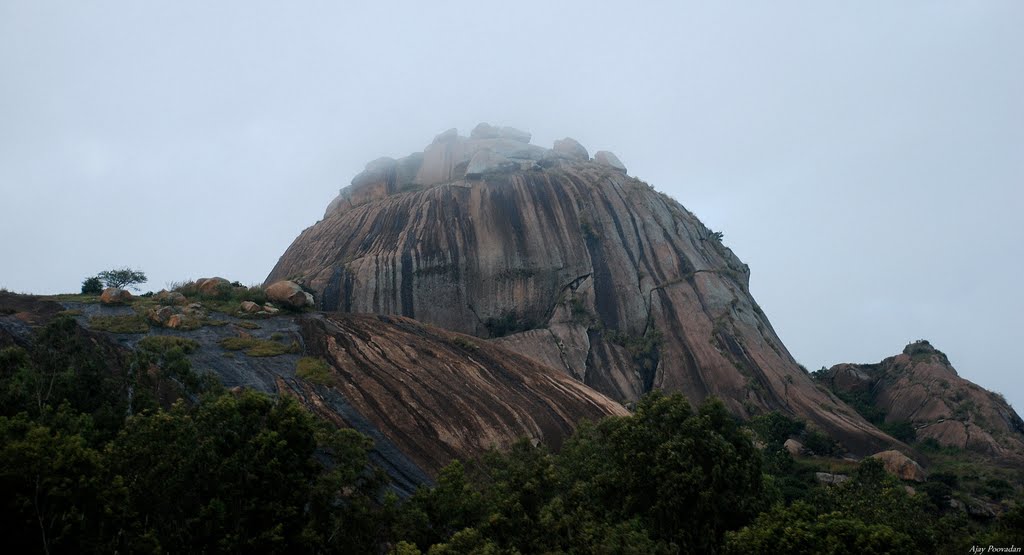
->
2, 1, 1021, 408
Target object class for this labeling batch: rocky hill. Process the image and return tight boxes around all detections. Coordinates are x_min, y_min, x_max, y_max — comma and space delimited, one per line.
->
267, 124, 897, 455
0, 291, 624, 494
816, 340, 1024, 461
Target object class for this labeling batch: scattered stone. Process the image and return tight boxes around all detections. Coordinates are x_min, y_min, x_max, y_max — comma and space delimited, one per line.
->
100, 288, 132, 305
240, 301, 263, 314
166, 314, 186, 329
265, 281, 314, 309
147, 306, 176, 325
593, 150, 627, 173
815, 472, 850, 485
966, 498, 998, 519
783, 438, 804, 456
552, 138, 589, 160
870, 450, 927, 482
154, 290, 187, 305
263, 304, 280, 315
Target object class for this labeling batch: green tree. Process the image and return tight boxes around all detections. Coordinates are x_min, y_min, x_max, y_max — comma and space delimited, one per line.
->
97, 267, 147, 290
556, 393, 766, 552
724, 501, 913, 554
80, 276, 103, 295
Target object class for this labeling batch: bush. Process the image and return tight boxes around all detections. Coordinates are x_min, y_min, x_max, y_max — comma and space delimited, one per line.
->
296, 357, 333, 385
88, 314, 149, 334
137, 336, 200, 355
81, 276, 103, 295
219, 336, 294, 357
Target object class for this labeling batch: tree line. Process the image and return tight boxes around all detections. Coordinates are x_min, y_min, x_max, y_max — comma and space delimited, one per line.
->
0, 315, 1020, 553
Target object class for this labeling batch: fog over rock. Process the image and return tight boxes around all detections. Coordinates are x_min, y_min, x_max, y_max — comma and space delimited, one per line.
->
268, 125, 900, 455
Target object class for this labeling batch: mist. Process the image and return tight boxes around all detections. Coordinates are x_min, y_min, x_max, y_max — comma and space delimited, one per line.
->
1, 1, 1020, 407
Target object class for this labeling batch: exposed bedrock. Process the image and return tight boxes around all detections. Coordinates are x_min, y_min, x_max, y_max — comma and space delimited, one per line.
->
268, 125, 898, 455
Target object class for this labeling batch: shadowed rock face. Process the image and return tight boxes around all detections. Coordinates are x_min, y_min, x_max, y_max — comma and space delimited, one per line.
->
818, 341, 1024, 461
266, 126, 898, 455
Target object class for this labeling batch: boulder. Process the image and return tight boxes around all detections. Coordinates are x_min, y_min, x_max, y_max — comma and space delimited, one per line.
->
593, 150, 627, 173
147, 306, 176, 325
815, 472, 850, 485
154, 290, 188, 305
470, 123, 531, 143
870, 450, 926, 482
498, 126, 531, 143
240, 301, 263, 314
783, 438, 804, 456
465, 150, 519, 178
196, 277, 231, 297
99, 288, 132, 305
265, 281, 314, 309
552, 137, 589, 160
432, 128, 458, 144
263, 304, 280, 315
166, 314, 187, 329
470, 122, 501, 139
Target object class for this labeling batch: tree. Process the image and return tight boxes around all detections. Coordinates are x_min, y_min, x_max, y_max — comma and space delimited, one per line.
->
97, 267, 147, 290
81, 276, 103, 295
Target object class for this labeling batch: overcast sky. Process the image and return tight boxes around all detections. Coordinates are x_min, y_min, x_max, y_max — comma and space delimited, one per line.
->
1, 1, 1021, 408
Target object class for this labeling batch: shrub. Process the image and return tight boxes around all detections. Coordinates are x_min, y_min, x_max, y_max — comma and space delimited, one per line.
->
81, 276, 103, 295
449, 336, 478, 351
137, 336, 200, 355
880, 420, 916, 443
219, 336, 291, 357
296, 357, 333, 385
88, 314, 149, 334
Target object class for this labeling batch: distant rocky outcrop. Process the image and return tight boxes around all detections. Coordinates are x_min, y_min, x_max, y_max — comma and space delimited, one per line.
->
267, 124, 898, 455
817, 340, 1024, 461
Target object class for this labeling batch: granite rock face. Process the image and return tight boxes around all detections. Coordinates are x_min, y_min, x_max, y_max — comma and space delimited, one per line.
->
817, 340, 1024, 461
267, 125, 898, 455
296, 313, 627, 476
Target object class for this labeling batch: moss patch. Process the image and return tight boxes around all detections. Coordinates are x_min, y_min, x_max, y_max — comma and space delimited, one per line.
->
89, 314, 149, 334
219, 336, 296, 357
296, 357, 334, 385
137, 335, 200, 355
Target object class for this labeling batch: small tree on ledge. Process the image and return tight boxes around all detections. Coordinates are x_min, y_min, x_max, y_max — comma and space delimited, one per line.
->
98, 267, 148, 291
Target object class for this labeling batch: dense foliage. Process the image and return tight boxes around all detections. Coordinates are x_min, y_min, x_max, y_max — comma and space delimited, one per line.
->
0, 316, 1020, 553
80, 276, 103, 295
